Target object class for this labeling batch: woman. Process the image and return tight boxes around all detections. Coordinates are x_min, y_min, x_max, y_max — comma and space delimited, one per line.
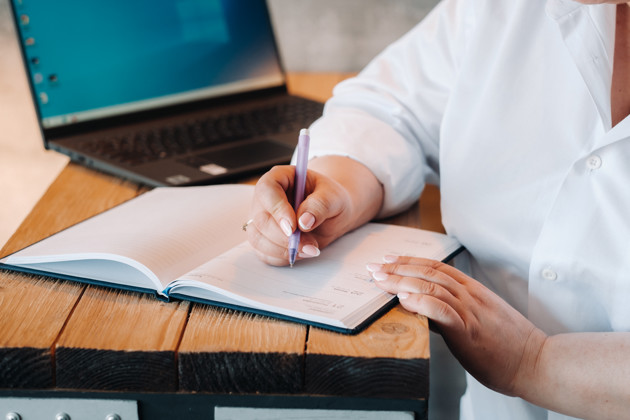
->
246, 1, 630, 418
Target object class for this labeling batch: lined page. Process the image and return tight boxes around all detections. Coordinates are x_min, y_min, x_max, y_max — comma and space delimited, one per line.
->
170, 223, 461, 328
3, 185, 253, 290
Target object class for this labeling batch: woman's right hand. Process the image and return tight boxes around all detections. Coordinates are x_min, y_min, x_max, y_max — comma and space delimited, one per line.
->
246, 155, 383, 266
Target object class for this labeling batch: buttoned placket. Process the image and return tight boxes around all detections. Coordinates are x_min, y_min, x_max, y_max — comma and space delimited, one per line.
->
527, 3, 620, 338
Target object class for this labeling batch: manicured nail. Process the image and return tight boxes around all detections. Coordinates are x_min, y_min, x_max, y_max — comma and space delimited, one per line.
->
372, 271, 388, 282
366, 263, 383, 272
298, 212, 315, 230
280, 218, 293, 237
301, 244, 320, 257
398, 292, 410, 300
383, 255, 399, 263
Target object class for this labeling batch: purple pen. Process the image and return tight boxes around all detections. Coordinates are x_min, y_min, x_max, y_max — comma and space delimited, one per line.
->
288, 128, 310, 266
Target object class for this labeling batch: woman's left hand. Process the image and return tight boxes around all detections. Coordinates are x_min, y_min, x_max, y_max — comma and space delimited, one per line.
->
368, 255, 547, 397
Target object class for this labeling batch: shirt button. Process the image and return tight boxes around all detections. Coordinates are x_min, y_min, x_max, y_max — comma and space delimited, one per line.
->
586, 155, 602, 170
542, 268, 558, 281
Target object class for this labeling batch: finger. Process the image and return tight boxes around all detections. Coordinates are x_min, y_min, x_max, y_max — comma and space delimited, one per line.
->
254, 166, 299, 236
295, 175, 347, 232
370, 270, 454, 297
296, 232, 321, 259
247, 209, 292, 248
382, 256, 472, 286
253, 248, 290, 267
248, 219, 321, 266
247, 216, 290, 263
397, 292, 465, 331
368, 261, 460, 294
369, 270, 462, 315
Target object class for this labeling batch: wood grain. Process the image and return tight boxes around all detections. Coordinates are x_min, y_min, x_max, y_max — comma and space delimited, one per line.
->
308, 307, 430, 359
0, 163, 141, 388
54, 287, 188, 391
179, 305, 306, 393
0, 272, 80, 388
57, 288, 188, 351
305, 308, 430, 398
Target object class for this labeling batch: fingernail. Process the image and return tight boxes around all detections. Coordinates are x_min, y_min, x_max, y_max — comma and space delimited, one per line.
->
280, 218, 293, 237
383, 255, 399, 263
301, 244, 320, 257
372, 271, 388, 282
366, 263, 383, 272
298, 212, 315, 230
398, 292, 410, 300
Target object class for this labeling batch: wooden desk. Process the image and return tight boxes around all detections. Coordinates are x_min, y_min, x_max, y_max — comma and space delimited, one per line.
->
0, 73, 443, 420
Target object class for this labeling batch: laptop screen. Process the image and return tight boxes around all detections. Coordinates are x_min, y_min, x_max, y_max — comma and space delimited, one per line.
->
12, 0, 285, 129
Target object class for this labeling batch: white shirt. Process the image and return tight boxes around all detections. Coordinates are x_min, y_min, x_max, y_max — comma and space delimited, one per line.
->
306, 0, 630, 419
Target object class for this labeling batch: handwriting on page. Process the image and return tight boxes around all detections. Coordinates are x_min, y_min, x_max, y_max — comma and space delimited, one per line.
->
176, 223, 459, 323
181, 241, 376, 318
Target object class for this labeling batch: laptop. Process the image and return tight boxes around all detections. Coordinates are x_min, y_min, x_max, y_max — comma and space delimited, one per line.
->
9, 0, 324, 186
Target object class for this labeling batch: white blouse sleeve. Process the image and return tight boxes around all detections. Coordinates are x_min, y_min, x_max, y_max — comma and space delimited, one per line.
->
305, 0, 473, 217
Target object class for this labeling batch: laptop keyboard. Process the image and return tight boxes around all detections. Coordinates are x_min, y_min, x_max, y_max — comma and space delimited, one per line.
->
77, 97, 323, 167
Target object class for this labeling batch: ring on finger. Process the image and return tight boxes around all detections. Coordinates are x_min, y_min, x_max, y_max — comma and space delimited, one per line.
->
242, 218, 254, 232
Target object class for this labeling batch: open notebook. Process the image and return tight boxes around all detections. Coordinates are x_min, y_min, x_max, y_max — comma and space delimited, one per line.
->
0, 185, 462, 334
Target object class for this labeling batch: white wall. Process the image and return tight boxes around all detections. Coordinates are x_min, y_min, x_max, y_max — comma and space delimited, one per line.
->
267, 0, 439, 72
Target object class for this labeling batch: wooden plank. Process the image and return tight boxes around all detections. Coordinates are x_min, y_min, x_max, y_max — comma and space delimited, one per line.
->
55, 287, 188, 392
0, 272, 80, 388
0, 163, 141, 388
178, 305, 307, 394
305, 307, 430, 399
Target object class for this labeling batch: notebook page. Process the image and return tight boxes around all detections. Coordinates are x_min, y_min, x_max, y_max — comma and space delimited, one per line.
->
3, 185, 254, 291
170, 223, 461, 327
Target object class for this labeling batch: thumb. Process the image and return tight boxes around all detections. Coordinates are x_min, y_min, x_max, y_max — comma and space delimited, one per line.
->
296, 185, 346, 233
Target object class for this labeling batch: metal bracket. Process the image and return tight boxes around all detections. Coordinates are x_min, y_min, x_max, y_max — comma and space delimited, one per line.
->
1, 397, 137, 420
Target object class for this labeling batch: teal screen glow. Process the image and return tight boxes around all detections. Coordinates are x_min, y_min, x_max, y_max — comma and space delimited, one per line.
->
12, 0, 283, 124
